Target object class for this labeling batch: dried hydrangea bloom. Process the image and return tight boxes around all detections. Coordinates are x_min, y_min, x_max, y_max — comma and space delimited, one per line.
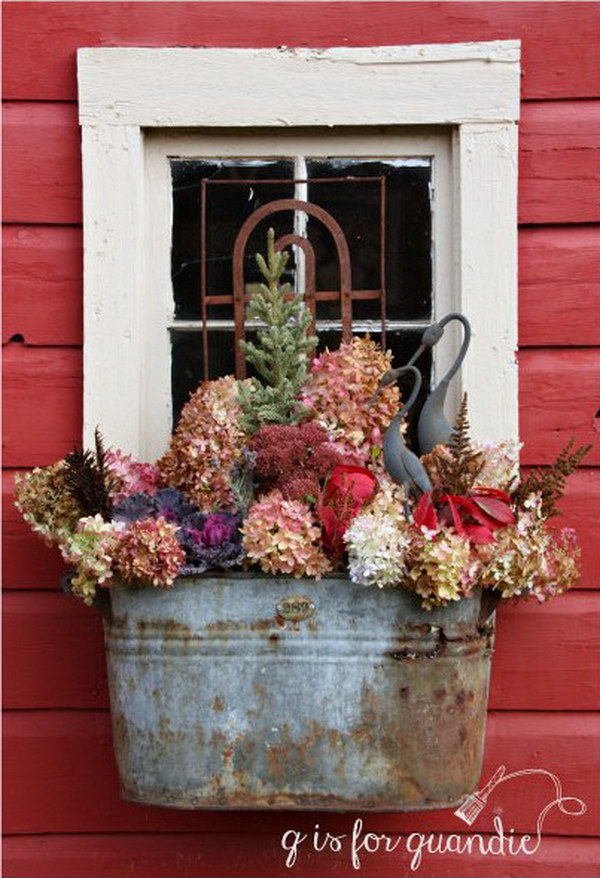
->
61, 515, 126, 605
407, 529, 477, 609
113, 516, 185, 589
477, 494, 581, 601
105, 449, 160, 504
14, 461, 81, 545
301, 337, 400, 465
474, 439, 522, 492
344, 484, 412, 588
157, 376, 247, 512
242, 490, 331, 578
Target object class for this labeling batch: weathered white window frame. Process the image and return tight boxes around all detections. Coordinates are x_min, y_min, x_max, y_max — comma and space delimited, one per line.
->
78, 42, 520, 460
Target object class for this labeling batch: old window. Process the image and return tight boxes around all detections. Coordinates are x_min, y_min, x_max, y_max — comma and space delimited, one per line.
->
78, 43, 520, 461
145, 129, 451, 441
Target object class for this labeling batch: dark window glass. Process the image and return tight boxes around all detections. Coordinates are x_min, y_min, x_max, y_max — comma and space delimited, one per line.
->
305, 158, 432, 322
171, 159, 295, 320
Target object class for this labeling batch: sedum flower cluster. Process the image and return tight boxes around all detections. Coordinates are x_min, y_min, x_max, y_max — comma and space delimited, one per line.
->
249, 421, 343, 503
301, 337, 400, 465
157, 376, 246, 511
242, 490, 331, 578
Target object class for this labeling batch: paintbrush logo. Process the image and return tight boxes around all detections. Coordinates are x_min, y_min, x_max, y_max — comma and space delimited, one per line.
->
454, 765, 507, 825
454, 765, 587, 828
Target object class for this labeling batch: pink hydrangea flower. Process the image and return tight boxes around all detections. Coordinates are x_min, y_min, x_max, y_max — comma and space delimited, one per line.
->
158, 376, 247, 512
301, 336, 400, 465
106, 449, 160, 505
242, 490, 331, 578
113, 516, 185, 589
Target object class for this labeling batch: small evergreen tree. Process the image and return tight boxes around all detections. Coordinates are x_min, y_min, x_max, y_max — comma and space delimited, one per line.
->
238, 228, 318, 433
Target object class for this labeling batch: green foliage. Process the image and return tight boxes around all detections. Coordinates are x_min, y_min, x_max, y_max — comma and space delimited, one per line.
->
514, 439, 592, 518
238, 228, 317, 433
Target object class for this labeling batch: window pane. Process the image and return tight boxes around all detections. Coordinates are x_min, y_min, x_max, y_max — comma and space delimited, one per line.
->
171, 329, 261, 428
172, 328, 431, 451
305, 158, 432, 322
171, 159, 295, 320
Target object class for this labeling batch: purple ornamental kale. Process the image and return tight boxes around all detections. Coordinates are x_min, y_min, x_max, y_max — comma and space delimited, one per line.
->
177, 512, 245, 575
112, 491, 156, 523
113, 488, 198, 525
152, 488, 197, 524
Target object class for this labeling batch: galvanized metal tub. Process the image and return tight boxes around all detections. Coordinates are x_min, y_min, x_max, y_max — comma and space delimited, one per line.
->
103, 574, 495, 811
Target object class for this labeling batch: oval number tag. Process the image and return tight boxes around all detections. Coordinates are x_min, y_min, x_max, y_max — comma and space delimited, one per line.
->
276, 595, 316, 623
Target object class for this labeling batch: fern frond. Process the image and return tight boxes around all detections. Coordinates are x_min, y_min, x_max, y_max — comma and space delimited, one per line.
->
514, 439, 591, 517
63, 428, 114, 520
434, 394, 484, 495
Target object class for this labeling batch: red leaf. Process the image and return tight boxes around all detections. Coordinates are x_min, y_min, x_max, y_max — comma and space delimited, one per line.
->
463, 523, 496, 544
471, 496, 516, 526
413, 492, 439, 531
443, 494, 467, 535
325, 464, 376, 504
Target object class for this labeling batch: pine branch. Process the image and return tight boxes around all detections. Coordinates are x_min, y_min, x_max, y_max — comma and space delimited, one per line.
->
434, 394, 484, 495
239, 228, 318, 433
514, 439, 592, 518
63, 428, 114, 520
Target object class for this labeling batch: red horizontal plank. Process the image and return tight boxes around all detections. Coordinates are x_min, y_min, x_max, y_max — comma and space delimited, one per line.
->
2, 591, 107, 710
4, 99, 600, 226
4, 832, 600, 878
518, 348, 600, 467
2, 225, 83, 346
3, 222, 598, 349
2, 344, 82, 467
519, 226, 600, 347
490, 592, 600, 710
2, 102, 81, 225
3, 590, 599, 711
3, 2, 600, 102
554, 469, 600, 591
3, 710, 598, 836
519, 102, 600, 225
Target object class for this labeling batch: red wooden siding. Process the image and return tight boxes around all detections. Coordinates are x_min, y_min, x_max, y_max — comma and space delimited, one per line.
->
3, 2, 600, 101
5, 834, 599, 878
3, 3, 599, 877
